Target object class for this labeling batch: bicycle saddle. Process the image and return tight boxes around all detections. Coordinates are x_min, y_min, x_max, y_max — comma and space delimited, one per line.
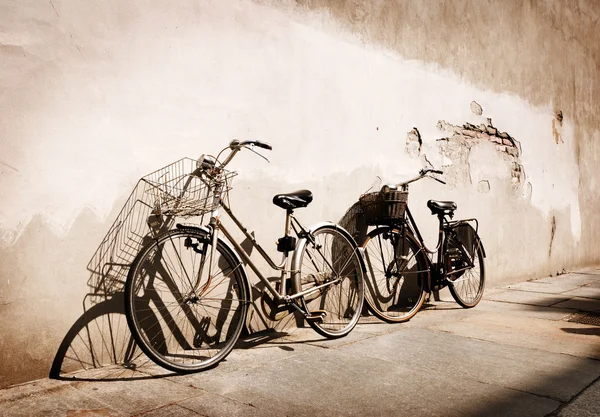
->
427, 200, 457, 215
273, 190, 313, 210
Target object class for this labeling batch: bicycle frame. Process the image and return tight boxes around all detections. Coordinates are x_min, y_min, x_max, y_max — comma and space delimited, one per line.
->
149, 149, 355, 317
400, 206, 481, 293
204, 199, 344, 312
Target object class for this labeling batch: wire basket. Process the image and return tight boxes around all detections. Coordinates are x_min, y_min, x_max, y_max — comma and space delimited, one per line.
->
142, 158, 236, 218
359, 189, 408, 225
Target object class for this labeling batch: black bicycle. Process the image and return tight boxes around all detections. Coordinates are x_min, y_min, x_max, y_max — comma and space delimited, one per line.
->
359, 168, 486, 323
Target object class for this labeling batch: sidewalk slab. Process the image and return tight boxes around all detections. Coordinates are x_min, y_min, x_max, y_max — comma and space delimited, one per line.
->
556, 378, 600, 417
178, 342, 559, 417
340, 327, 600, 403
430, 311, 600, 360
142, 404, 202, 417
68, 378, 203, 416
535, 273, 600, 287
0, 383, 124, 417
176, 391, 282, 417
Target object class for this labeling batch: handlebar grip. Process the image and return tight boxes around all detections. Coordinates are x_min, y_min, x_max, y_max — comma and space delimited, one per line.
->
253, 141, 272, 150
239, 140, 272, 150
430, 169, 443, 175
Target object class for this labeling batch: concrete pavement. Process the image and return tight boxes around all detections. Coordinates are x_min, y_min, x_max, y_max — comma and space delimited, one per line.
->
1, 269, 599, 416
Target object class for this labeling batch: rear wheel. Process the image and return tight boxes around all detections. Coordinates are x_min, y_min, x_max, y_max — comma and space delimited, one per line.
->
295, 225, 364, 339
125, 228, 248, 373
362, 227, 427, 323
448, 240, 485, 308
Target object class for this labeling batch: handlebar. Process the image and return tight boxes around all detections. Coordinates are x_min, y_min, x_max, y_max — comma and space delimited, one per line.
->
207, 139, 273, 171
383, 168, 446, 191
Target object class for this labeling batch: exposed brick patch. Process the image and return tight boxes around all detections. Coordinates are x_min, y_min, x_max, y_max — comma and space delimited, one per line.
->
436, 117, 526, 186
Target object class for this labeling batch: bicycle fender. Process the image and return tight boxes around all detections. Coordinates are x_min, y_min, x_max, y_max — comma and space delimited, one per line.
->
290, 222, 367, 294
475, 233, 486, 258
175, 223, 252, 304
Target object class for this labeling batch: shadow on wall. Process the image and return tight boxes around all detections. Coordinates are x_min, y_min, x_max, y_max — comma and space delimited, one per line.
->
49, 161, 299, 380
49, 178, 169, 380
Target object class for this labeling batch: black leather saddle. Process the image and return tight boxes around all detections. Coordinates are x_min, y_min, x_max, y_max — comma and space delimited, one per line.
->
273, 190, 313, 210
427, 200, 457, 216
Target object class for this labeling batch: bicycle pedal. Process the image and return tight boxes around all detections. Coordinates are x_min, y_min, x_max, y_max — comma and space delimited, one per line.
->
306, 310, 327, 323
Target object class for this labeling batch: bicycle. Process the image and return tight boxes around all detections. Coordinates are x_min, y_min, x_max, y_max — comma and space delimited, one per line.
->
359, 168, 486, 323
124, 140, 365, 372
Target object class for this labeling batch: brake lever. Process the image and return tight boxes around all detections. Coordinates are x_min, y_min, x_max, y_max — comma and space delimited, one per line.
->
245, 144, 270, 163
431, 176, 446, 185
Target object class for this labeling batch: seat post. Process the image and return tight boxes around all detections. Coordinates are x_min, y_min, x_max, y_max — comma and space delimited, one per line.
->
284, 209, 294, 237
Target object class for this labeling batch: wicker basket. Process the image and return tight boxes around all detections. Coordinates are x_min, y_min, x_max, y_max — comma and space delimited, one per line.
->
359, 190, 408, 225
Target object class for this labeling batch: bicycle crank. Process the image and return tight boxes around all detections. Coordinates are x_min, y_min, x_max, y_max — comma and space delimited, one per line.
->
305, 309, 327, 324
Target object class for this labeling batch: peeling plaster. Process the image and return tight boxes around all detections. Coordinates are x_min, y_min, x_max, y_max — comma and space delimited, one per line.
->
477, 180, 490, 193
549, 215, 557, 258
552, 110, 564, 144
470, 101, 483, 116
405, 127, 422, 158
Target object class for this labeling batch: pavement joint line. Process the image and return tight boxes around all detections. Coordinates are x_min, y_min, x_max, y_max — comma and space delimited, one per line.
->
502, 288, 574, 297
482, 298, 579, 310
544, 374, 600, 417
301, 333, 384, 350
176, 404, 209, 417
480, 299, 573, 317
131, 394, 207, 417
502, 383, 565, 404
471, 377, 564, 404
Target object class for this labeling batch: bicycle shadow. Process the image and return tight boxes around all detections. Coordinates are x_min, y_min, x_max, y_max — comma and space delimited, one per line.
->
50, 180, 176, 381
50, 174, 304, 381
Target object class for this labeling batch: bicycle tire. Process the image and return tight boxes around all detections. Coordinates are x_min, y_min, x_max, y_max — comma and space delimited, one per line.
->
448, 240, 485, 308
361, 226, 428, 323
125, 228, 248, 373
293, 224, 364, 339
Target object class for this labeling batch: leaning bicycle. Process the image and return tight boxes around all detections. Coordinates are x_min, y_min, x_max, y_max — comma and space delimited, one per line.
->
124, 140, 365, 372
359, 168, 486, 323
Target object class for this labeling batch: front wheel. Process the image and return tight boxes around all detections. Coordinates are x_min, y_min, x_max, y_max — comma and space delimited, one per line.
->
361, 227, 428, 323
448, 239, 486, 308
293, 225, 364, 339
125, 228, 248, 373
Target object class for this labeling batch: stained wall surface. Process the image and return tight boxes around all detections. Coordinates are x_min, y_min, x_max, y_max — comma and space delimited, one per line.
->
1, 0, 598, 387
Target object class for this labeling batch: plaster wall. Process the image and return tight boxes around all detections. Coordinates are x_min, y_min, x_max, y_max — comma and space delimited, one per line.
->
0, 0, 598, 387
